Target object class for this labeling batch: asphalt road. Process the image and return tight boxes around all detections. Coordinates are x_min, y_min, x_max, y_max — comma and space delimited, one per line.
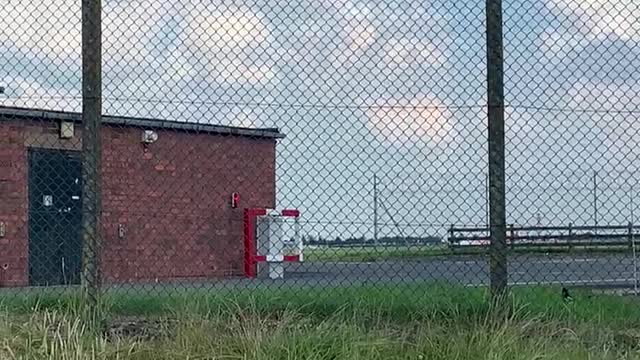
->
1, 253, 637, 296
282, 253, 639, 288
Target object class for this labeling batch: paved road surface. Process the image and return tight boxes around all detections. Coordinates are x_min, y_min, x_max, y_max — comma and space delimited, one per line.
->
1, 253, 637, 295
284, 253, 638, 288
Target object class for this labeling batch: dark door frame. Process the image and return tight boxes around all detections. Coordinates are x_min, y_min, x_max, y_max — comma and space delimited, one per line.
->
28, 148, 83, 286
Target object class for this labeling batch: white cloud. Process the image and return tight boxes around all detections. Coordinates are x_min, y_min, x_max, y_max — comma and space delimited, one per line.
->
227, 107, 261, 128
183, 4, 277, 85
186, 5, 269, 53
342, 2, 376, 51
384, 38, 443, 69
346, 23, 377, 51
566, 81, 640, 112
166, 51, 195, 79
214, 62, 277, 85
1, 79, 81, 111
0, 78, 274, 129
327, 2, 377, 66
0, 0, 167, 61
548, 0, 639, 40
343, 2, 371, 20
0, 0, 81, 57
538, 30, 585, 63
505, 80, 640, 173
0, 1, 277, 86
366, 95, 453, 147
103, 1, 169, 65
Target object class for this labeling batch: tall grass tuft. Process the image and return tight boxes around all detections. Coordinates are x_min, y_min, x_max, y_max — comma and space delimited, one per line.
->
0, 297, 639, 359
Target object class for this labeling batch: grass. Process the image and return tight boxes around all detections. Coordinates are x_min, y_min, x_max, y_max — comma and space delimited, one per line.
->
303, 244, 633, 262
303, 244, 454, 261
1, 284, 640, 359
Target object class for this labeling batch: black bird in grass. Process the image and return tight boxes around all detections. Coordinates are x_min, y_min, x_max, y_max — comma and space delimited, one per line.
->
562, 287, 573, 303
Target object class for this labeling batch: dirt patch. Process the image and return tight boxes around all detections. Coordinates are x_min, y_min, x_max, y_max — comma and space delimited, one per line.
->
105, 317, 174, 341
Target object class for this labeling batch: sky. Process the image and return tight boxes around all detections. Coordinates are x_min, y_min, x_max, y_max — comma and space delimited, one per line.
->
1, 0, 639, 240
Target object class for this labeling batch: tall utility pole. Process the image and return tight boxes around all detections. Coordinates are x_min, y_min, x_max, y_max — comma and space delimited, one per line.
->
81, 0, 102, 311
486, 0, 507, 300
486, 172, 490, 228
630, 183, 638, 295
373, 174, 378, 245
593, 170, 598, 234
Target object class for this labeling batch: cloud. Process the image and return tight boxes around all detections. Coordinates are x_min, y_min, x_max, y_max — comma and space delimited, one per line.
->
215, 63, 277, 85
365, 94, 453, 148
183, 4, 277, 85
0, 0, 81, 57
104, 1, 170, 65
0, 0, 167, 61
566, 80, 640, 112
346, 23, 377, 51
548, 0, 639, 40
0, 1, 277, 87
505, 79, 640, 174
328, 1, 377, 65
383, 37, 444, 69
186, 5, 269, 52
341, 2, 376, 48
1, 78, 81, 111
227, 107, 262, 128
537, 30, 588, 65
0, 77, 271, 130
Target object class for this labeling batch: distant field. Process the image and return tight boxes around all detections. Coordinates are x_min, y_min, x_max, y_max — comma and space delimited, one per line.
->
303, 244, 632, 262
303, 244, 453, 261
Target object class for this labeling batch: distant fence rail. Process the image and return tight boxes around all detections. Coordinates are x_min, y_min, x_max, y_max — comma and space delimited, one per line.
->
448, 223, 640, 250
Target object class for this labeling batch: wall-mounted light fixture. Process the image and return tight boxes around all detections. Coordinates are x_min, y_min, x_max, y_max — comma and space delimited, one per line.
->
141, 130, 158, 153
142, 130, 158, 144
59, 121, 74, 139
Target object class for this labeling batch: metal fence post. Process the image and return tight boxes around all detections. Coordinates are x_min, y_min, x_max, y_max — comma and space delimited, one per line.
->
486, 0, 508, 300
81, 0, 102, 311
568, 222, 573, 251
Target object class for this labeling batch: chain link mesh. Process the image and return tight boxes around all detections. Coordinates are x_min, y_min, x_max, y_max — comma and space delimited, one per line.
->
0, 0, 638, 302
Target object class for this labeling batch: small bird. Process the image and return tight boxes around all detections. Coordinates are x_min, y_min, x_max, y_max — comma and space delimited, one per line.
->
562, 287, 573, 303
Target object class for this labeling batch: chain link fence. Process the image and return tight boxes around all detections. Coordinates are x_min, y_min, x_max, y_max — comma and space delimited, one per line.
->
0, 0, 638, 306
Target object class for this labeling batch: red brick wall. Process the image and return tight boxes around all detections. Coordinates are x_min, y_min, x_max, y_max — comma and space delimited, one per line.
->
0, 122, 28, 286
0, 118, 277, 286
100, 126, 276, 283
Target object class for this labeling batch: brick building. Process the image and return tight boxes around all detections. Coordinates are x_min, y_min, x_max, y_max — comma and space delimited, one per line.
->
0, 106, 283, 287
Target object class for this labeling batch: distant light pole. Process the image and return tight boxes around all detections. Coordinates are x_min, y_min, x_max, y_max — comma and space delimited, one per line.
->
593, 170, 598, 234
373, 174, 378, 245
630, 182, 638, 296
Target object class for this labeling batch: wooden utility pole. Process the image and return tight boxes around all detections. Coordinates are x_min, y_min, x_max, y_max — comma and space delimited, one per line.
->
81, 0, 102, 311
486, 0, 507, 300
